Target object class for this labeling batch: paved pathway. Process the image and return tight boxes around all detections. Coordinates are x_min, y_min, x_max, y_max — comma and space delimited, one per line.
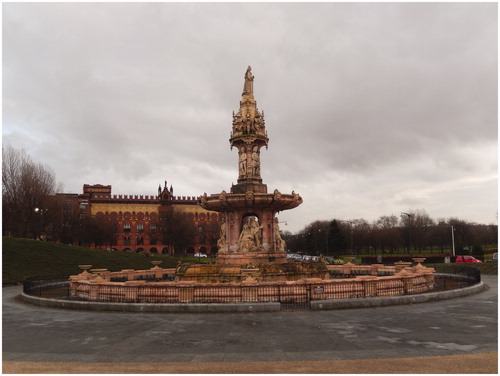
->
2, 275, 497, 373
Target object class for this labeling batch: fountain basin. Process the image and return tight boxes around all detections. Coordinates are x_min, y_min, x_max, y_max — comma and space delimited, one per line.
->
68, 263, 435, 303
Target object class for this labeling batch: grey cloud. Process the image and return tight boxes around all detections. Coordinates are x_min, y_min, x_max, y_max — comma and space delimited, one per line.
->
3, 2, 497, 232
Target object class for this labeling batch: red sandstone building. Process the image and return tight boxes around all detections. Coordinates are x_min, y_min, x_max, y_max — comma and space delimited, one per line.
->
61, 183, 220, 255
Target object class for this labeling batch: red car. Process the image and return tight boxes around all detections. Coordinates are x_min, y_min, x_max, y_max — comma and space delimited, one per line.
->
455, 255, 482, 263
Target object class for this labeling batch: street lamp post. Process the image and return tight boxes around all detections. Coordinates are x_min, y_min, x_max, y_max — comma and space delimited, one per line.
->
34, 208, 48, 240
439, 225, 456, 257
449, 225, 456, 256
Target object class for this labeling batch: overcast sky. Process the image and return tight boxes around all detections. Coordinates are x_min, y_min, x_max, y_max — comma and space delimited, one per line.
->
3, 2, 498, 232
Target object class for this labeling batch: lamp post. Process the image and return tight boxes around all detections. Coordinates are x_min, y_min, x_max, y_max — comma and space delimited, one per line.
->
450, 225, 456, 256
439, 225, 456, 258
34, 208, 48, 240
446, 225, 456, 256
401, 212, 413, 253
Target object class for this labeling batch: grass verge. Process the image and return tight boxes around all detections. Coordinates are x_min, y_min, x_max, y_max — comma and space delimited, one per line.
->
426, 262, 497, 275
2, 237, 183, 285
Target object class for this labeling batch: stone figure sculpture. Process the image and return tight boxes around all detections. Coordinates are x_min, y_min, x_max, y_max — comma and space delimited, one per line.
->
239, 146, 247, 177
217, 214, 227, 253
249, 217, 262, 248
238, 223, 253, 252
273, 218, 286, 251
243, 66, 254, 95
251, 146, 260, 177
273, 189, 281, 201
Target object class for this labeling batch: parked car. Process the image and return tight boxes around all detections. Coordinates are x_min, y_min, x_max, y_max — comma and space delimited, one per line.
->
492, 253, 498, 263
325, 256, 335, 264
302, 255, 319, 261
286, 253, 302, 261
194, 253, 207, 258
455, 255, 482, 263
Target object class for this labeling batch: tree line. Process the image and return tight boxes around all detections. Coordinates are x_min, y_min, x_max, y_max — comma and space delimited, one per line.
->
3, 146, 498, 256
282, 211, 497, 257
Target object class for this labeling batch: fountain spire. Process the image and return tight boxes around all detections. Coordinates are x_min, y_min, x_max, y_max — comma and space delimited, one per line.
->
230, 66, 269, 194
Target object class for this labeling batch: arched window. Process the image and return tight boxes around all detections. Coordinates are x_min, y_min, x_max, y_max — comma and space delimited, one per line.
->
137, 222, 144, 233
123, 222, 131, 233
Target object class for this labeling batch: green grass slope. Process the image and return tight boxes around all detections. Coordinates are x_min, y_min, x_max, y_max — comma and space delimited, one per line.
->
2, 237, 179, 285
427, 262, 497, 275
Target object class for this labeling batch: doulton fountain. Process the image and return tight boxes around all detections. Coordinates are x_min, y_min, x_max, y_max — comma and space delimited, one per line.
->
177, 66, 328, 282
66, 67, 435, 307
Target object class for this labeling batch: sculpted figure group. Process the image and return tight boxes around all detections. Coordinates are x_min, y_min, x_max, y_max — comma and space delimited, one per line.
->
238, 217, 263, 252
238, 145, 261, 179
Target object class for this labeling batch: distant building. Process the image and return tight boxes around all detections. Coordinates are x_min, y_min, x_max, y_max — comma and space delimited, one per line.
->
61, 183, 220, 255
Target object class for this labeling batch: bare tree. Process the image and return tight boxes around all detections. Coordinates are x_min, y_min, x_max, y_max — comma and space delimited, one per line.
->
2, 145, 59, 238
374, 215, 401, 253
158, 207, 197, 256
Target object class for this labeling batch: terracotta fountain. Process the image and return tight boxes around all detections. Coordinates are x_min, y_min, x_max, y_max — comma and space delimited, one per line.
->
177, 66, 327, 281
68, 67, 435, 304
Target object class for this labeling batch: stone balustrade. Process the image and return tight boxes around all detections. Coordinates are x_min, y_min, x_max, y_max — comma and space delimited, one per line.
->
69, 264, 435, 304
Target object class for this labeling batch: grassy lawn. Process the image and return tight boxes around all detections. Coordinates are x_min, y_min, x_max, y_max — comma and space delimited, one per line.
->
426, 262, 497, 275
3, 237, 496, 285
2, 237, 189, 285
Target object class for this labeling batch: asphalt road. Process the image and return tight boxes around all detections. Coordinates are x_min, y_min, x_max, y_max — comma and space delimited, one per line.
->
2, 275, 497, 374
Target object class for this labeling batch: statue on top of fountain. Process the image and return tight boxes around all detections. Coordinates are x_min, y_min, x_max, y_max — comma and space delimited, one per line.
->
231, 66, 266, 141
243, 66, 254, 96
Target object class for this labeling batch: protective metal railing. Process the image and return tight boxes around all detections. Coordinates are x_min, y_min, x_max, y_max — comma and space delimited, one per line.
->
22, 264, 481, 309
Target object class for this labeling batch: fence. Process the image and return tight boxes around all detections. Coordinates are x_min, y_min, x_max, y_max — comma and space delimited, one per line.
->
23, 276, 70, 299
23, 265, 480, 309
433, 264, 481, 291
